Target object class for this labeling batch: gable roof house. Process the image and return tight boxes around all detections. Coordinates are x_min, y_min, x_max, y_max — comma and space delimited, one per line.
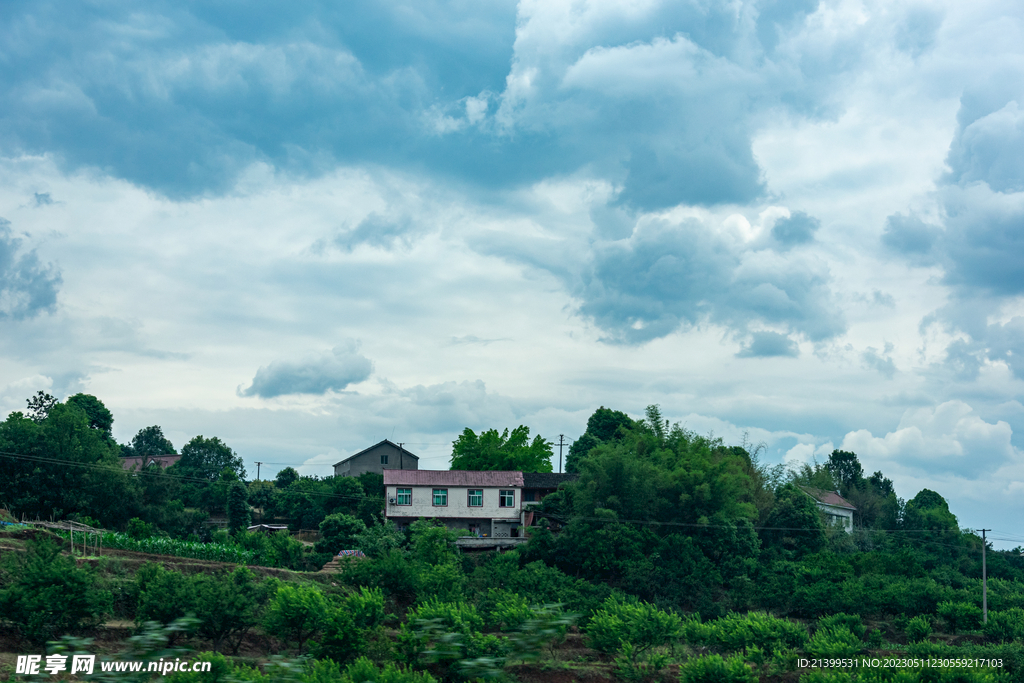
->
799, 485, 856, 533
334, 439, 419, 477
121, 454, 182, 471
383, 469, 527, 546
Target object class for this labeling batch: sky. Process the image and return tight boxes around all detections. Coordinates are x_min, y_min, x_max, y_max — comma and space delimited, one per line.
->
1, 0, 1023, 545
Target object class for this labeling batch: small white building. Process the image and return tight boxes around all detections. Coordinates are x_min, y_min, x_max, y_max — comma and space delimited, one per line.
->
799, 485, 856, 533
383, 469, 525, 539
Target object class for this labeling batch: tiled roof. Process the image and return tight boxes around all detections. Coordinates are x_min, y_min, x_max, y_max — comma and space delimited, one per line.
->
798, 485, 856, 510
523, 472, 578, 488
384, 470, 524, 487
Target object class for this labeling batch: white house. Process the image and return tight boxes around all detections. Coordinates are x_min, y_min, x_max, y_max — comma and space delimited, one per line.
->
383, 469, 525, 538
799, 485, 856, 533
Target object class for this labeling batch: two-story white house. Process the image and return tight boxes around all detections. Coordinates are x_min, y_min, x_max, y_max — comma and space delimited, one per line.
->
383, 470, 525, 538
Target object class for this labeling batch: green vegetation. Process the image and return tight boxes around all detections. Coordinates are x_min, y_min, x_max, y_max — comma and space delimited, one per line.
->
2, 395, 1024, 682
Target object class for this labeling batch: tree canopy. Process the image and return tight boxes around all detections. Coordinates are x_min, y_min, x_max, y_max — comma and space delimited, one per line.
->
449, 426, 553, 472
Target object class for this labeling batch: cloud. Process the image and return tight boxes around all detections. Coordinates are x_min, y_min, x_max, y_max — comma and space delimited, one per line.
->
862, 343, 896, 379
882, 213, 939, 256
737, 331, 800, 358
0, 218, 62, 320
841, 401, 1019, 478
576, 215, 844, 344
239, 343, 372, 398
771, 211, 820, 248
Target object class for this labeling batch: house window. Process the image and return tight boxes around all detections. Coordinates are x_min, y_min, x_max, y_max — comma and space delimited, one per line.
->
499, 490, 515, 508
381, 453, 389, 465
396, 488, 411, 505
433, 488, 448, 506
524, 490, 536, 502
468, 489, 483, 507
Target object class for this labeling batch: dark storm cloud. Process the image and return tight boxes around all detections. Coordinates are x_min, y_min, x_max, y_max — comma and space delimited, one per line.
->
239, 343, 372, 398
0, 218, 61, 320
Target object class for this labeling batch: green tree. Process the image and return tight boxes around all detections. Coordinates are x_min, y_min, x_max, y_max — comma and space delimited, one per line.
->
586, 406, 635, 441
275, 466, 299, 488
226, 482, 251, 534
825, 450, 864, 493
315, 512, 367, 554
263, 584, 329, 653
175, 435, 245, 481
903, 489, 958, 532
0, 401, 141, 528
26, 390, 58, 422
0, 539, 111, 644
566, 406, 635, 473
65, 393, 114, 437
449, 425, 553, 472
760, 484, 826, 558
192, 567, 266, 653
126, 425, 176, 457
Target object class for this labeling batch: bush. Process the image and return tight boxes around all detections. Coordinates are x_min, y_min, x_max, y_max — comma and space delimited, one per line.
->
0, 539, 111, 644
806, 625, 862, 658
938, 600, 983, 632
679, 654, 757, 683
481, 589, 534, 631
315, 513, 367, 555
684, 611, 808, 656
263, 584, 329, 653
983, 608, 1024, 643
585, 595, 683, 657
818, 613, 865, 639
905, 615, 932, 642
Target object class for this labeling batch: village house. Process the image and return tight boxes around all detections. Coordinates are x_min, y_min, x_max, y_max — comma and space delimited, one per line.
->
383, 469, 526, 539
334, 439, 419, 477
120, 454, 181, 471
799, 485, 856, 533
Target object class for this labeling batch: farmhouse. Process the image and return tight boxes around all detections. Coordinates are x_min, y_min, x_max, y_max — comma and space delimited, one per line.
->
799, 485, 856, 533
333, 439, 419, 477
120, 454, 182, 471
383, 469, 525, 539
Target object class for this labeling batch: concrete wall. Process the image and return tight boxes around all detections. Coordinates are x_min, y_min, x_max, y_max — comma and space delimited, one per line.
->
385, 485, 521, 521
335, 443, 418, 477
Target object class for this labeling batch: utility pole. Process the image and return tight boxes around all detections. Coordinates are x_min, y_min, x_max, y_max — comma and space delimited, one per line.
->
557, 435, 566, 473
398, 443, 404, 470
982, 529, 990, 624
255, 461, 263, 481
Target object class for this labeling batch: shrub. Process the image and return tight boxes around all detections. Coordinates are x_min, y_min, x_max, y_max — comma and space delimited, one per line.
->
585, 595, 683, 657
263, 584, 329, 653
135, 564, 198, 640
938, 600, 983, 632
983, 608, 1024, 643
905, 615, 932, 642
315, 513, 367, 555
817, 613, 865, 639
806, 625, 861, 658
679, 654, 757, 683
0, 539, 111, 644
684, 611, 808, 656
481, 589, 534, 631
339, 657, 437, 683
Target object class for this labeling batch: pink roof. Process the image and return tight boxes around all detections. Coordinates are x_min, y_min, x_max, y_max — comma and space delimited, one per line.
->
799, 485, 856, 510
384, 470, 524, 487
